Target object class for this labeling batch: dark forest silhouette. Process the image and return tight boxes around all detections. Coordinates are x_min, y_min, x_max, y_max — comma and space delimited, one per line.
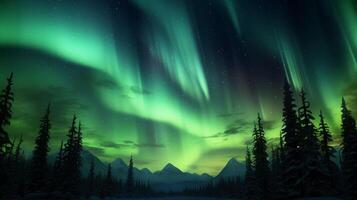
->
0, 74, 151, 199
0, 74, 356, 199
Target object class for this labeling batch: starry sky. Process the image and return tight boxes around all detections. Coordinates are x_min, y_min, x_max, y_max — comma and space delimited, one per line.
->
0, 0, 357, 175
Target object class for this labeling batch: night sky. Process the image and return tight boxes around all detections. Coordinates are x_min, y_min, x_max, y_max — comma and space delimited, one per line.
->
0, 0, 357, 175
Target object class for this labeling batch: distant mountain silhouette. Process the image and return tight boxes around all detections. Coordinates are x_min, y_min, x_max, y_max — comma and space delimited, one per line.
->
159, 163, 183, 174
111, 157, 127, 169
215, 158, 246, 180
81, 149, 107, 176
48, 149, 245, 191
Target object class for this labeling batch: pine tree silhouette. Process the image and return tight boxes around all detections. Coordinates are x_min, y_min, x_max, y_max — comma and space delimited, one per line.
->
51, 140, 64, 191
0, 73, 14, 157
319, 111, 334, 164
244, 146, 258, 200
340, 98, 357, 198
318, 111, 339, 195
279, 81, 303, 198
29, 104, 51, 192
252, 113, 271, 199
126, 155, 134, 196
6, 135, 24, 196
298, 90, 325, 196
62, 115, 83, 195
0, 73, 14, 196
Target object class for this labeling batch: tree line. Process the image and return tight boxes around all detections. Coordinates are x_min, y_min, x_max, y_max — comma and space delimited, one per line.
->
0, 73, 152, 199
244, 82, 356, 199
183, 82, 357, 200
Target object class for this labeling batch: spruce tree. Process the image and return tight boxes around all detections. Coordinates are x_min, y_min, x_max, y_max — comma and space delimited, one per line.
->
319, 111, 339, 195
0, 73, 14, 157
51, 140, 64, 191
319, 111, 335, 164
340, 98, 357, 198
62, 115, 83, 195
126, 156, 134, 195
244, 146, 258, 200
298, 90, 325, 196
0, 73, 14, 196
6, 135, 24, 196
279, 81, 303, 198
252, 113, 270, 199
29, 104, 51, 192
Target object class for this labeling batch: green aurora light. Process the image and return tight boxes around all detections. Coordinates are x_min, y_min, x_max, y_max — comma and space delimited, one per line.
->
0, 0, 356, 175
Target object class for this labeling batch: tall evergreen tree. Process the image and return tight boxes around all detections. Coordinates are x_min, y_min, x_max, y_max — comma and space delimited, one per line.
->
319, 111, 334, 164
244, 146, 258, 200
252, 113, 270, 199
75, 121, 83, 165
5, 135, 24, 196
62, 115, 83, 195
0, 73, 14, 196
29, 104, 51, 192
298, 90, 325, 196
0, 73, 14, 157
51, 140, 64, 191
279, 81, 303, 198
340, 98, 357, 198
318, 111, 339, 195
126, 155, 134, 195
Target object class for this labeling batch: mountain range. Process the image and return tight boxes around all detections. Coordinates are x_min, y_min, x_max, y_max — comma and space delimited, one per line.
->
50, 150, 246, 192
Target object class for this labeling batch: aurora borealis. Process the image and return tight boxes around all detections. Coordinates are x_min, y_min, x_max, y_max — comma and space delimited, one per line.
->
0, 0, 356, 175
